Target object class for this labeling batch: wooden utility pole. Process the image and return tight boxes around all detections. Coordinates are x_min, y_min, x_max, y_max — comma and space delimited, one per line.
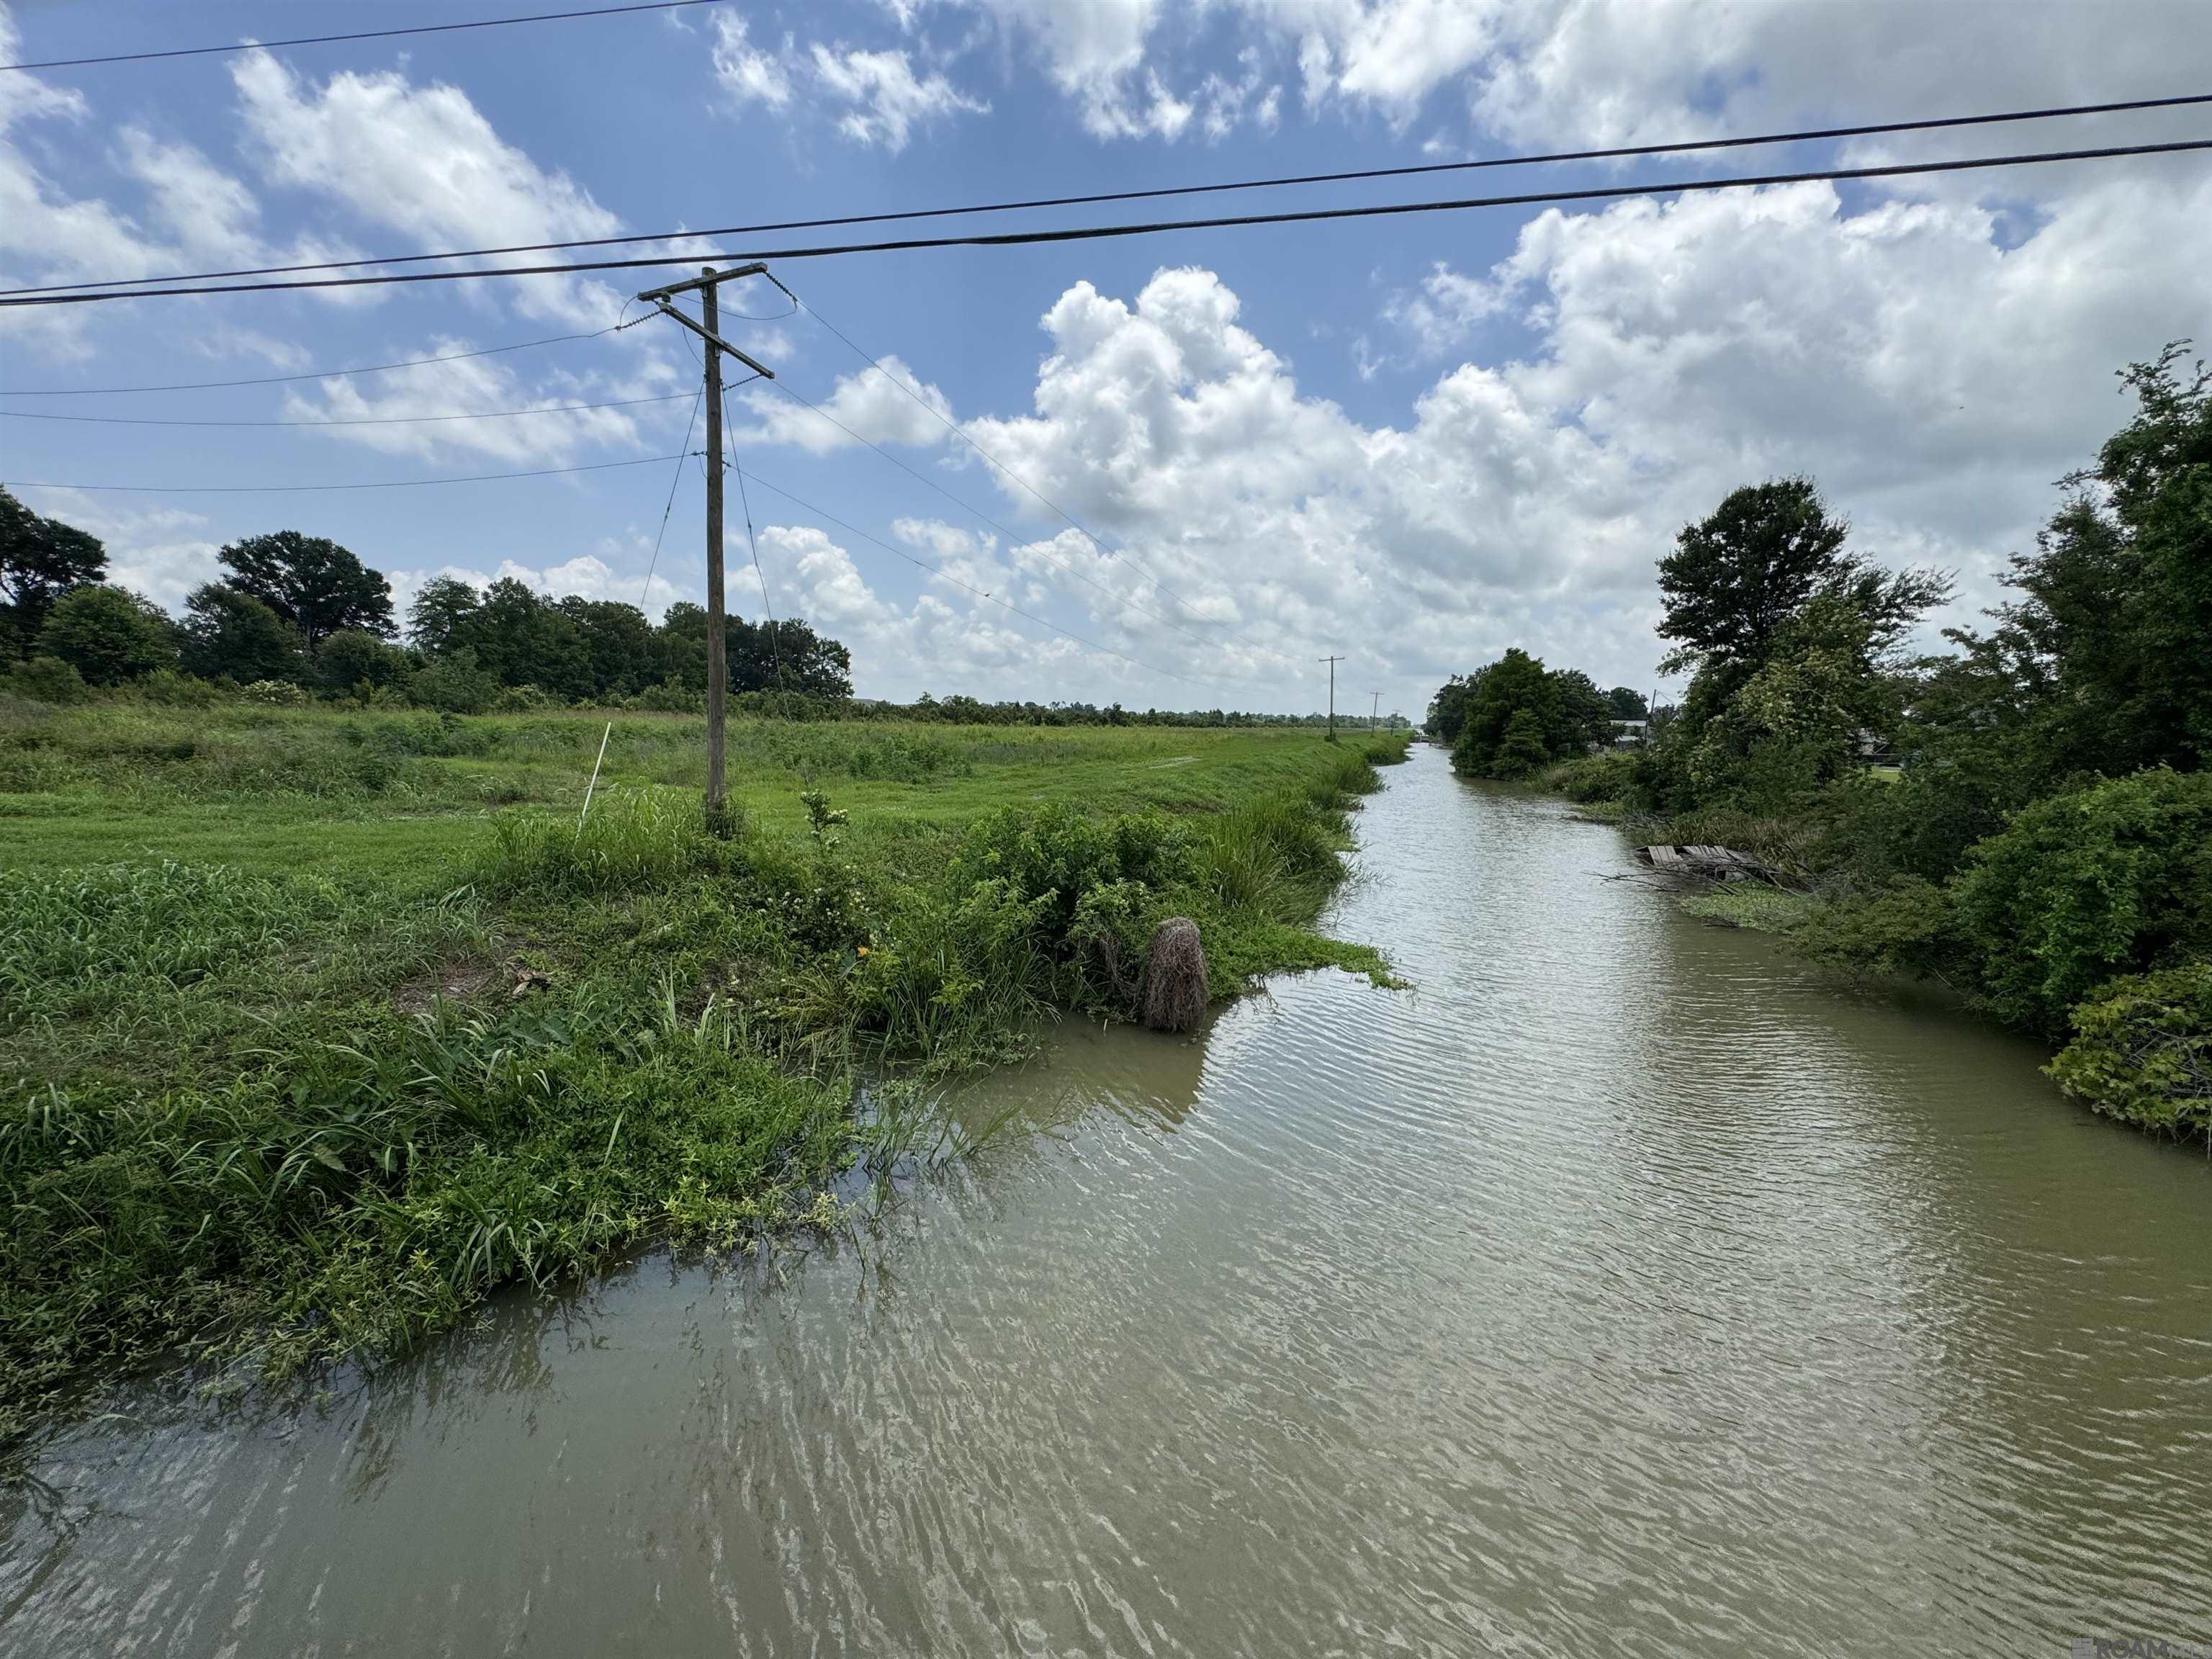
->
1320, 655, 1344, 742
634, 263, 777, 832
702, 274, 726, 825
1368, 691, 1382, 731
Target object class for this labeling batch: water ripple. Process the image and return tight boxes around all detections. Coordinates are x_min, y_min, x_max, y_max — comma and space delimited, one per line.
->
6, 747, 2211, 1657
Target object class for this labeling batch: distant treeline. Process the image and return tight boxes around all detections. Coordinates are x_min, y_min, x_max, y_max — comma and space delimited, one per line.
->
0, 503, 851, 714
832, 695, 1408, 729
0, 498, 1394, 728
1424, 343, 2212, 1147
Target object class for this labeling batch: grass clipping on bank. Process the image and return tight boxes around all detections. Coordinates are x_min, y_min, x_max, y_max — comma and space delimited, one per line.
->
0, 729, 1409, 1446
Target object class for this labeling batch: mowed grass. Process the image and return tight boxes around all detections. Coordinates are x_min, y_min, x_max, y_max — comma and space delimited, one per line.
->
1, 702, 1349, 871
1, 696, 1408, 1446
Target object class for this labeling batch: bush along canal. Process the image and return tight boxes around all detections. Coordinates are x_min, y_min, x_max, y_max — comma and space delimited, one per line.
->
6, 742, 2210, 1656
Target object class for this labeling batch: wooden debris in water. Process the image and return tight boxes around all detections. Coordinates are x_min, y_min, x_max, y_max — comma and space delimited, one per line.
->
1141, 917, 1209, 1033
1635, 844, 1781, 883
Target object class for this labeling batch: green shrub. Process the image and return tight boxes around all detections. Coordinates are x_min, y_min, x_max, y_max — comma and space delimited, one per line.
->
1, 654, 86, 704
135, 667, 221, 707
2049, 962, 2212, 1140
631, 681, 703, 714
1792, 876, 1956, 977
492, 682, 560, 712
410, 649, 498, 714
956, 801, 1192, 941
1547, 751, 1638, 804
1952, 768, 2212, 1040
315, 629, 412, 696
239, 679, 308, 706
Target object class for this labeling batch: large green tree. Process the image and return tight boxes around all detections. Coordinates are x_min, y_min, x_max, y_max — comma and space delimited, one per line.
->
1, 488, 107, 657
181, 583, 307, 683
218, 530, 395, 644
406, 576, 483, 655
1969, 344, 2212, 777
731, 616, 853, 698
1550, 669, 1615, 754
464, 578, 591, 698
1658, 478, 1948, 690
1427, 673, 1477, 744
1451, 649, 1557, 777
557, 596, 657, 698
37, 585, 175, 685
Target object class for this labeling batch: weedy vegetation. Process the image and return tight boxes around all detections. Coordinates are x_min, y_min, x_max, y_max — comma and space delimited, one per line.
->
0, 698, 1408, 1448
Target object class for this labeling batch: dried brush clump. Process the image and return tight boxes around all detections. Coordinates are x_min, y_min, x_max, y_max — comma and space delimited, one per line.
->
1141, 917, 1208, 1033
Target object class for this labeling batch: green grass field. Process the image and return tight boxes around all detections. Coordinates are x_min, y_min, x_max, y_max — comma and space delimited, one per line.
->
1, 696, 1408, 1445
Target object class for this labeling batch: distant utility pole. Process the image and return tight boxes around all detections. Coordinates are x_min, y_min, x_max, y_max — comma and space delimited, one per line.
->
635, 264, 777, 831
1320, 655, 1344, 742
1368, 691, 1382, 731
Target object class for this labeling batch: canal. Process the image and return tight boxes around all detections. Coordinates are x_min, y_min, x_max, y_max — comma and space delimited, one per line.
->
6, 744, 2208, 1655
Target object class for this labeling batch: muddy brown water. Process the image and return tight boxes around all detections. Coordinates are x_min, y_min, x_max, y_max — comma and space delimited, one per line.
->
6, 746, 2210, 1656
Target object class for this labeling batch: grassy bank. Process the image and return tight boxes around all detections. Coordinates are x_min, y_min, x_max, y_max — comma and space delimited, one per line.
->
1, 696, 1410, 1444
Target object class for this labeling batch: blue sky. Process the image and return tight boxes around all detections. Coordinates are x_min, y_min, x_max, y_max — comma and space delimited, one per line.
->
4, 0, 2209, 716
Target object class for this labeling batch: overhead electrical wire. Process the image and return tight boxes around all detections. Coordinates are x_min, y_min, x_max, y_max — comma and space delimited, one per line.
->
8, 91, 2208, 299
719, 387, 786, 695
0, 328, 620, 397
9, 138, 2208, 310
0, 0, 732, 73
0, 392, 694, 427
4, 453, 696, 494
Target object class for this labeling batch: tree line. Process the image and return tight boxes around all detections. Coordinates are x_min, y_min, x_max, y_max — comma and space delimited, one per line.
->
1428, 655, 1645, 777
1424, 344, 2212, 1144
0, 498, 852, 712
1, 494, 1410, 729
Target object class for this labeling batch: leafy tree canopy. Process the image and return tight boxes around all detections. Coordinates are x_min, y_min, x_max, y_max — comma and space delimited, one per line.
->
315, 628, 413, 695
1958, 343, 2212, 778
219, 530, 395, 644
1, 487, 107, 656
37, 584, 175, 685
181, 583, 307, 685
1658, 477, 1949, 687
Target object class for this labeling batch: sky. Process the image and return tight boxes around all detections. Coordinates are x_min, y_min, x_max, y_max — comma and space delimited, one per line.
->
2, 0, 2208, 720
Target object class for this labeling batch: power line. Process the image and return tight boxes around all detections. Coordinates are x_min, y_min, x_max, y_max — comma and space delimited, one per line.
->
9, 91, 2208, 298
789, 290, 1294, 669
0, 392, 693, 427
737, 471, 1210, 688
9, 138, 2208, 309
639, 394, 703, 610
0, 328, 618, 397
4, 453, 695, 494
0, 0, 732, 73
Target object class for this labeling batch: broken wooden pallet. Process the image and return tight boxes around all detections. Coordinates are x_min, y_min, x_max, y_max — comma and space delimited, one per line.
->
1635, 843, 1779, 882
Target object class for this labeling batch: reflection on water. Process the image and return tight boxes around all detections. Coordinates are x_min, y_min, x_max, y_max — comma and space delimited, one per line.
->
6, 747, 2211, 1656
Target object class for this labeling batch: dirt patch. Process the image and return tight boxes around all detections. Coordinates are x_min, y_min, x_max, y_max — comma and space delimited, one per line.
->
392, 958, 499, 1016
